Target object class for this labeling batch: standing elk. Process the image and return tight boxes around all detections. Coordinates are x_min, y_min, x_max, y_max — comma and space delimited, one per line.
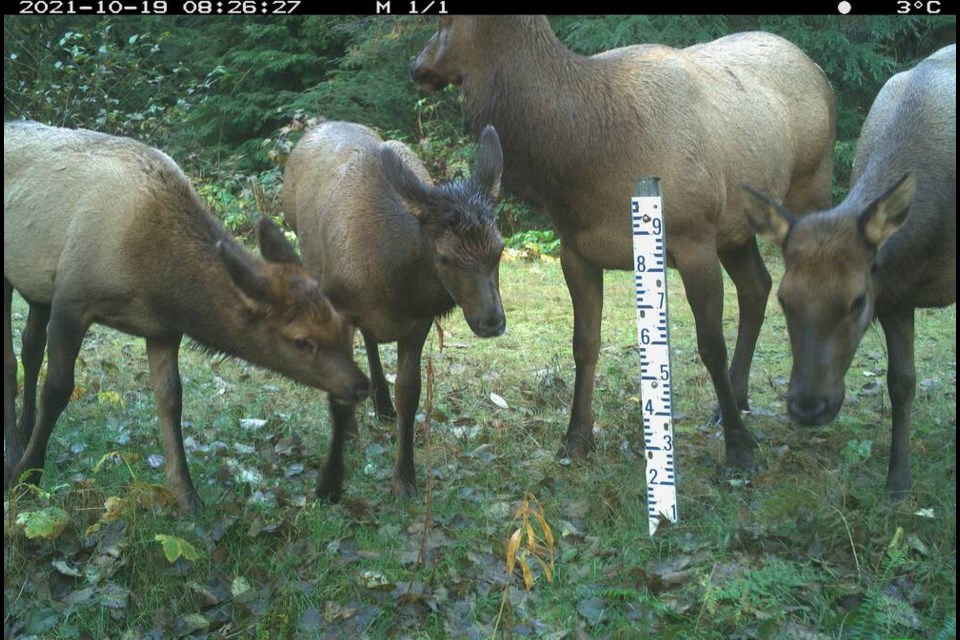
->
4, 121, 370, 512
282, 120, 504, 501
411, 17, 836, 475
742, 44, 956, 498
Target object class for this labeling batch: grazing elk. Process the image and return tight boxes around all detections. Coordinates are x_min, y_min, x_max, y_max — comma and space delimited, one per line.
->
411, 17, 836, 474
4, 121, 370, 513
742, 44, 956, 498
282, 120, 504, 501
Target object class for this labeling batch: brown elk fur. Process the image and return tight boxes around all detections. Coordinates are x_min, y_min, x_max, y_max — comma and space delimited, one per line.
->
412, 17, 836, 471
4, 121, 369, 512
282, 120, 504, 500
742, 44, 956, 498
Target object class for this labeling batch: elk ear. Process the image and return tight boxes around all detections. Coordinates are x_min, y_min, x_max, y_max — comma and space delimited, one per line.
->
258, 218, 301, 265
217, 240, 273, 307
859, 174, 915, 248
381, 144, 433, 220
470, 125, 503, 200
740, 183, 795, 247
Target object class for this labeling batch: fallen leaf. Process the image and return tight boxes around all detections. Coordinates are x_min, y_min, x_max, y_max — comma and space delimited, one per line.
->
275, 434, 303, 456
98, 582, 129, 609
174, 612, 209, 637
63, 586, 98, 607
324, 600, 357, 622
576, 595, 607, 626
17, 506, 71, 540
490, 392, 510, 409
155, 534, 200, 563
51, 559, 84, 577
906, 533, 929, 557
231, 576, 253, 597
299, 606, 323, 632
188, 578, 230, 608
278, 464, 304, 481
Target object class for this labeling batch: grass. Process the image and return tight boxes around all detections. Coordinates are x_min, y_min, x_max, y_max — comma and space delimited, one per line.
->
4, 250, 956, 639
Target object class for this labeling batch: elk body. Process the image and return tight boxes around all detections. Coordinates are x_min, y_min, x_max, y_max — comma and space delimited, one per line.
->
411, 17, 836, 473
4, 121, 370, 512
742, 44, 956, 498
282, 120, 504, 501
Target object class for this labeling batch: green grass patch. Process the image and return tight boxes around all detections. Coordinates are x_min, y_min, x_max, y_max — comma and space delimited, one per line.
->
4, 256, 955, 638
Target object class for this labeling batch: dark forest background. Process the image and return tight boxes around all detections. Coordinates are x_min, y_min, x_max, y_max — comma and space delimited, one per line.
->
4, 15, 956, 236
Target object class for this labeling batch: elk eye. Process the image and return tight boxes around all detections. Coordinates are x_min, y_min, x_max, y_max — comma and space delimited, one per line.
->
294, 338, 315, 353
436, 254, 451, 267
850, 294, 867, 316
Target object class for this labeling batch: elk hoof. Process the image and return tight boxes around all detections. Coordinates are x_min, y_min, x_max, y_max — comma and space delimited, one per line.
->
720, 464, 755, 487
316, 482, 344, 504
885, 475, 912, 502
175, 491, 204, 515
390, 476, 417, 500
374, 404, 397, 423
557, 433, 595, 461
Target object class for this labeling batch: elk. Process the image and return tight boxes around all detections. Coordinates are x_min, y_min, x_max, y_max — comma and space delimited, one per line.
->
282, 120, 504, 501
742, 44, 956, 498
411, 17, 836, 474
4, 121, 370, 513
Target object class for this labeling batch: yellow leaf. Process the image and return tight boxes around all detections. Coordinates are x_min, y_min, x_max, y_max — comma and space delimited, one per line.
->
93, 451, 121, 473
132, 483, 176, 511
519, 555, 533, 590
506, 528, 522, 576
525, 521, 536, 547
533, 554, 554, 583
534, 511, 555, 550
887, 526, 905, 556
102, 496, 129, 521
97, 391, 125, 408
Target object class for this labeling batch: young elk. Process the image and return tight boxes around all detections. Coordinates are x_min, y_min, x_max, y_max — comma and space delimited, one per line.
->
411, 17, 836, 475
742, 45, 956, 498
282, 120, 504, 501
4, 121, 370, 513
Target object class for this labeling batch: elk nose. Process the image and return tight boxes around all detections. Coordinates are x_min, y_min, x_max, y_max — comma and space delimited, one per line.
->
474, 312, 506, 338
787, 394, 830, 426
354, 375, 371, 401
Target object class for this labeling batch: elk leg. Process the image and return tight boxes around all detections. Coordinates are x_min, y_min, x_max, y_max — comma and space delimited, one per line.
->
558, 245, 603, 460
673, 241, 757, 470
17, 302, 52, 444
146, 334, 201, 513
4, 280, 19, 466
8, 305, 87, 489
392, 319, 432, 499
362, 329, 396, 422
718, 238, 771, 413
317, 396, 357, 503
878, 308, 915, 500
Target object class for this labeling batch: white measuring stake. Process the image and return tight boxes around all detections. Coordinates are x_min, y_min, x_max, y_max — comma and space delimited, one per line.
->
632, 177, 678, 536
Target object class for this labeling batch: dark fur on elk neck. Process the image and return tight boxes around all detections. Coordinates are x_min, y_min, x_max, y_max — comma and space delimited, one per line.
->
459, 17, 648, 212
